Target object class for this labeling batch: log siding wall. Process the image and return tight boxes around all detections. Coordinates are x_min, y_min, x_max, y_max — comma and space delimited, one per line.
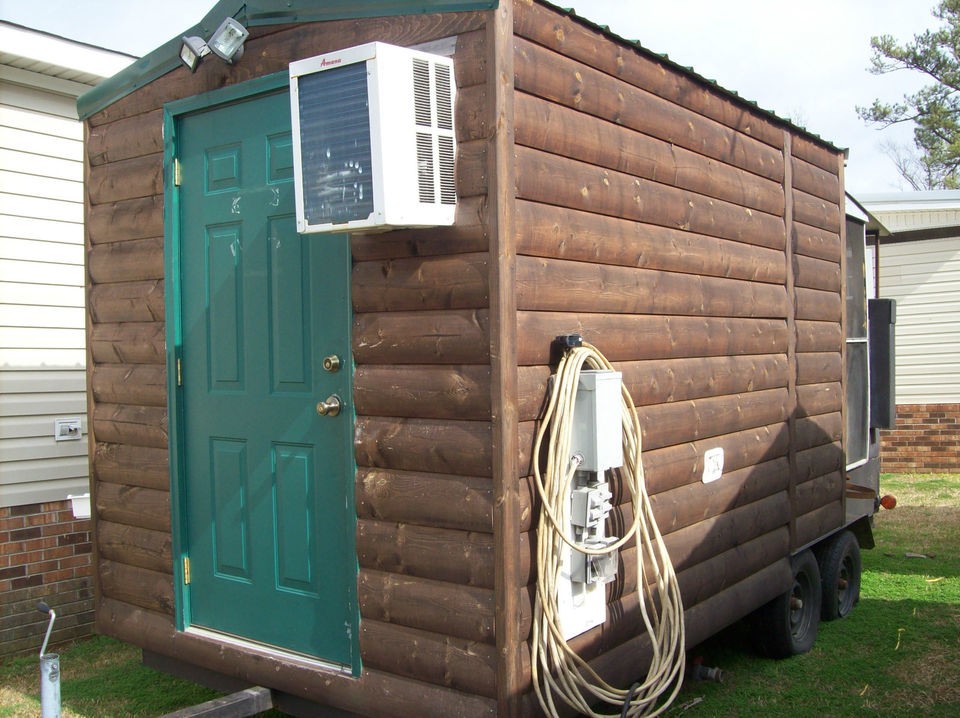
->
85, 12, 503, 718
511, 0, 844, 690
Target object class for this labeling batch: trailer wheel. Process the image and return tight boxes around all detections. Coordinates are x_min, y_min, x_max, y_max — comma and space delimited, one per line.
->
818, 530, 861, 620
754, 550, 821, 658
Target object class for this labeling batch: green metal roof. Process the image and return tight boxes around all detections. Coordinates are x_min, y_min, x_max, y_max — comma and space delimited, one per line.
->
77, 0, 498, 119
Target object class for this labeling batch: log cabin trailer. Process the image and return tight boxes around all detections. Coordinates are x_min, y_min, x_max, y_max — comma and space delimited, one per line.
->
76, 0, 896, 716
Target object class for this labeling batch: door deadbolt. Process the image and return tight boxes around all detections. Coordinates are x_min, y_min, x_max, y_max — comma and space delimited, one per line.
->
323, 355, 341, 372
316, 395, 342, 417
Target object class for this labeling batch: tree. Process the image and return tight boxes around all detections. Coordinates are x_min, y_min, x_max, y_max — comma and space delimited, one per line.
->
859, 0, 960, 189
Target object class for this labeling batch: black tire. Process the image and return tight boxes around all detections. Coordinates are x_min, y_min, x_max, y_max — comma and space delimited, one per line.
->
818, 530, 861, 621
753, 550, 822, 658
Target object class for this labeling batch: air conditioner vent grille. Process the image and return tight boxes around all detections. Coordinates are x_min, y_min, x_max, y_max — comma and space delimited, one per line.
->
436, 64, 453, 131
413, 58, 432, 127
439, 135, 456, 205
416, 132, 436, 203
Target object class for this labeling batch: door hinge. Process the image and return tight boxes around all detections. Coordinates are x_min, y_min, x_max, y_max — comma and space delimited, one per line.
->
176, 357, 183, 387
173, 157, 182, 187
183, 556, 191, 585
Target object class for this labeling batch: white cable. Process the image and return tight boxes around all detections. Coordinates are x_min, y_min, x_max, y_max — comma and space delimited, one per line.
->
531, 342, 686, 718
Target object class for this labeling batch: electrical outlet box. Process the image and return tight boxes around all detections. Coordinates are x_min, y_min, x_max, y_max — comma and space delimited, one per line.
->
572, 370, 623, 473
54, 418, 82, 441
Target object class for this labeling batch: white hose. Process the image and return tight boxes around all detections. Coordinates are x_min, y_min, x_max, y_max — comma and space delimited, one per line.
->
531, 342, 686, 718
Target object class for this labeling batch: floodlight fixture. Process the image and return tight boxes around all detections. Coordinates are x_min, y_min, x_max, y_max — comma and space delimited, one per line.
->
179, 35, 209, 72
208, 17, 249, 63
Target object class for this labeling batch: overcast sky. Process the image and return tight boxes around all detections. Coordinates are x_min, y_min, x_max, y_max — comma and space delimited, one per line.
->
0, 0, 939, 196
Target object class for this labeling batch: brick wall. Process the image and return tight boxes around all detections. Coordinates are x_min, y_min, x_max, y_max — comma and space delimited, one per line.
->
881, 403, 960, 473
0, 500, 94, 657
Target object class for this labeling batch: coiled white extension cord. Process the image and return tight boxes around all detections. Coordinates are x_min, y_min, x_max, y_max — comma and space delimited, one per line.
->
531, 342, 686, 718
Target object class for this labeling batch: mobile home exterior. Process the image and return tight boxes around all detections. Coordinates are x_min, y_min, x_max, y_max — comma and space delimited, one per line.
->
77, 1, 888, 715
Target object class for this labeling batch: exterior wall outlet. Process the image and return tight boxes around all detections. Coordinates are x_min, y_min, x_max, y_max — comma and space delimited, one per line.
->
55, 417, 82, 441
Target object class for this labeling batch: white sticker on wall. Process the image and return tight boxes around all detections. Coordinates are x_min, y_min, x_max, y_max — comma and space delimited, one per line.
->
702, 447, 724, 484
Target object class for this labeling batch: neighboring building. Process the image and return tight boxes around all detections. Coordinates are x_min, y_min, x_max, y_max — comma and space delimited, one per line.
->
860, 191, 960, 473
0, 22, 132, 656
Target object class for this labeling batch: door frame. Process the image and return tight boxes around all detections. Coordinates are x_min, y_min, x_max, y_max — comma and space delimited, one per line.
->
162, 74, 360, 671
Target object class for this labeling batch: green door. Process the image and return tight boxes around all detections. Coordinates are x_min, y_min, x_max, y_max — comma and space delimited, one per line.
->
173, 86, 357, 668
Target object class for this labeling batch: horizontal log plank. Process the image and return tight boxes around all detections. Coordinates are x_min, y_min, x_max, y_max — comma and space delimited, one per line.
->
91, 322, 166, 364
796, 382, 842, 418
515, 92, 784, 215
796, 320, 841, 353
352, 253, 489, 313
517, 354, 788, 421
355, 417, 491, 476
516, 255, 787, 318
794, 501, 844, 550
515, 313, 788, 365
98, 520, 172, 573
794, 253, 840, 292
358, 520, 494, 588
673, 526, 790, 608
515, 146, 786, 250
100, 559, 173, 614
353, 309, 489, 365
88, 153, 163, 205
89, 280, 165, 324
452, 28, 487, 89
637, 387, 790, 452
93, 443, 169, 490
87, 109, 163, 166
793, 222, 841, 263
795, 287, 841, 322
349, 197, 486, 261
359, 569, 495, 644
95, 481, 170, 532
355, 364, 490, 420
92, 364, 167, 407
659, 490, 790, 573
356, 468, 493, 532
791, 154, 841, 203
87, 196, 164, 244
796, 442, 844, 483
88, 236, 164, 283
513, 36, 784, 182
98, 598, 498, 718
797, 352, 841, 385
795, 412, 842, 451
793, 187, 841, 233
649, 456, 791, 536
515, 200, 787, 282
455, 139, 487, 198
360, 619, 498, 699
791, 133, 842, 175
512, 1, 785, 150
93, 403, 167, 449
795, 470, 843, 516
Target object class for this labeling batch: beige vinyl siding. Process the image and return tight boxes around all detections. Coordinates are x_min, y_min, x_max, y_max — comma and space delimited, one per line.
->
878, 235, 960, 404
0, 74, 88, 508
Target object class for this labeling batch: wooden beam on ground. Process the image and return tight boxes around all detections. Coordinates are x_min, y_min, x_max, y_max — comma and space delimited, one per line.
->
159, 686, 273, 718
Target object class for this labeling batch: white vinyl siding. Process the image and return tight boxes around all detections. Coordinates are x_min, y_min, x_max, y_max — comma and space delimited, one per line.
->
877, 236, 960, 404
0, 26, 132, 508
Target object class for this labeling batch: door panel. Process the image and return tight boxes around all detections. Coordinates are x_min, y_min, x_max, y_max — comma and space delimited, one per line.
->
175, 88, 356, 667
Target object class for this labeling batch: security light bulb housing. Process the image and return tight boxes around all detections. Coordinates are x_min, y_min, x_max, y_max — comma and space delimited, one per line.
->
208, 17, 249, 63
179, 35, 209, 72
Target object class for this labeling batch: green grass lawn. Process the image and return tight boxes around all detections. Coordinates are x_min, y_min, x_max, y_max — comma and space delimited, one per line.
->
672, 473, 960, 716
1, 474, 957, 717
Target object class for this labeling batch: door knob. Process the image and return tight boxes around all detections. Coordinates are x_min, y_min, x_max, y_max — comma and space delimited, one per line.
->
316, 395, 342, 417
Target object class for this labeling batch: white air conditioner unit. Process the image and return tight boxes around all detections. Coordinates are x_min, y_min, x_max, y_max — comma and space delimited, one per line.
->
289, 41, 457, 234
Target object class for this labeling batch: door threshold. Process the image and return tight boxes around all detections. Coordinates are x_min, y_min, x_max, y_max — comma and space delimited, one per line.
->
184, 625, 354, 676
